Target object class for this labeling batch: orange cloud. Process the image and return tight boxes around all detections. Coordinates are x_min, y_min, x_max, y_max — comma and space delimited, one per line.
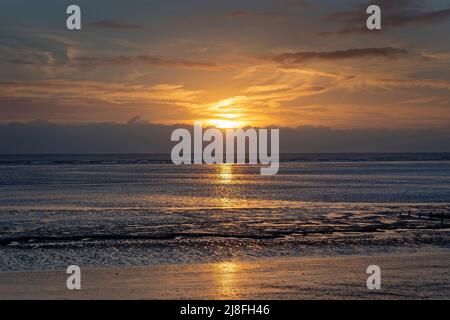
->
0, 80, 202, 107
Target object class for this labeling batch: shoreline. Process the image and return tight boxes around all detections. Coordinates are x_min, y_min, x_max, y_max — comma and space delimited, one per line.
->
1, 250, 449, 299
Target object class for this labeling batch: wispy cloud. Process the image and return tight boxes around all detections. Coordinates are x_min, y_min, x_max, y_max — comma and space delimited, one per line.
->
193, 64, 356, 126
374, 78, 450, 90
226, 9, 287, 21
71, 55, 226, 71
6, 54, 226, 71
0, 80, 202, 107
90, 20, 143, 30
272, 47, 410, 64
320, 0, 450, 35
228, 10, 249, 17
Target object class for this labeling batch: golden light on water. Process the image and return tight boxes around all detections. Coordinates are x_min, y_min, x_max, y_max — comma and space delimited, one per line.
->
216, 163, 236, 209
219, 163, 233, 184
217, 261, 238, 273
215, 262, 240, 299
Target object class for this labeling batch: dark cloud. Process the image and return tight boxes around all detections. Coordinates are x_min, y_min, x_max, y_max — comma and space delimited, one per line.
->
271, 0, 311, 8
273, 47, 410, 64
135, 55, 223, 70
228, 10, 249, 17
320, 0, 450, 35
388, 8, 450, 27
226, 9, 287, 22
0, 122, 449, 154
126, 115, 148, 125
286, 0, 311, 7
90, 20, 142, 30
7, 59, 41, 66
376, 78, 450, 90
324, 0, 421, 23
72, 55, 224, 71
280, 125, 450, 153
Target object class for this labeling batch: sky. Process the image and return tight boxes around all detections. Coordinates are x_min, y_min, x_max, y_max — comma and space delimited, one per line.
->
0, 0, 450, 131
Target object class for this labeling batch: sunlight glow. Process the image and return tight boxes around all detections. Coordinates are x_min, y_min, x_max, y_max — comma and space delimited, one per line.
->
209, 97, 243, 110
215, 261, 241, 299
205, 96, 247, 128
219, 163, 233, 184
207, 119, 244, 129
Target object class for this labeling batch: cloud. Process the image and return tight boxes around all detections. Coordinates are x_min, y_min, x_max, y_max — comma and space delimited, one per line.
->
228, 10, 249, 17
126, 115, 148, 125
1, 121, 450, 154
269, 0, 311, 8
90, 20, 142, 30
0, 80, 202, 107
7, 59, 43, 66
320, 0, 450, 35
193, 65, 356, 127
401, 96, 448, 105
71, 55, 225, 71
387, 8, 450, 27
374, 78, 450, 90
279, 125, 450, 153
7, 54, 226, 71
226, 9, 287, 21
272, 47, 410, 64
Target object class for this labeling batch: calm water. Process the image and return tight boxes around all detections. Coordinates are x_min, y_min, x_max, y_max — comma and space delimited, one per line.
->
1, 154, 450, 271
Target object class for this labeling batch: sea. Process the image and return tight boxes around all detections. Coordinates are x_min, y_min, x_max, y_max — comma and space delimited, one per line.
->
1, 153, 450, 271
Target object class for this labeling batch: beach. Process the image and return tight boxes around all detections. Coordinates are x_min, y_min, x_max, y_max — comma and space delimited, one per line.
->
1, 156, 450, 299
1, 250, 449, 299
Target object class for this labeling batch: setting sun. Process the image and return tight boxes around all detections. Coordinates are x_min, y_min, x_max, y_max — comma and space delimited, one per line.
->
207, 119, 244, 129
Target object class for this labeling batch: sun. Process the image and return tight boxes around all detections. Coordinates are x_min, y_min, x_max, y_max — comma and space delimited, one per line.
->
207, 119, 243, 129
205, 96, 247, 128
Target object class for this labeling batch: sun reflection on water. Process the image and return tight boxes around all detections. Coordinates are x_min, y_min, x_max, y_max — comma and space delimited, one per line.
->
215, 261, 241, 299
217, 163, 235, 208
219, 163, 233, 184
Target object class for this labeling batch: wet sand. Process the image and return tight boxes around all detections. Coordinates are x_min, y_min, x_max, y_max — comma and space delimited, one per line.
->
1, 251, 449, 299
